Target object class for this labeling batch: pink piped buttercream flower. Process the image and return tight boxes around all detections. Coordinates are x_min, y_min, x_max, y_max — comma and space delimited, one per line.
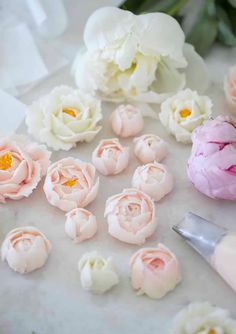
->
224, 65, 236, 113
132, 162, 174, 201
0, 135, 51, 203
130, 244, 181, 299
1, 226, 51, 274
92, 138, 129, 175
65, 208, 97, 242
110, 104, 144, 138
104, 188, 156, 245
133, 134, 168, 163
44, 157, 99, 211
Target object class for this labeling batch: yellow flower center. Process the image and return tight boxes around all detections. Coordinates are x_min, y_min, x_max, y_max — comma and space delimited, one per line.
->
208, 330, 216, 334
129, 62, 137, 72
62, 107, 77, 118
63, 178, 77, 187
0, 152, 12, 170
179, 108, 191, 118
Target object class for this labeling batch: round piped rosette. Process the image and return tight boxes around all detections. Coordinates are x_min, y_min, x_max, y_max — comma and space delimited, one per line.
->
104, 188, 156, 245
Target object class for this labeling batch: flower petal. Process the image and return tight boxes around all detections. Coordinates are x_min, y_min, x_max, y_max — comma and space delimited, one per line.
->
72, 50, 105, 93
183, 43, 209, 93
152, 58, 186, 95
84, 7, 135, 51
138, 12, 186, 67
118, 53, 158, 94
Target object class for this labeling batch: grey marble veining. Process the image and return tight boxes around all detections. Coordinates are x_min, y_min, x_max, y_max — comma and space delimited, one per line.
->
1, 2, 236, 333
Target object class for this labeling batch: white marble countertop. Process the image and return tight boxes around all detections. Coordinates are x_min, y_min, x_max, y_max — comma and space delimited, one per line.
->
1, 2, 236, 334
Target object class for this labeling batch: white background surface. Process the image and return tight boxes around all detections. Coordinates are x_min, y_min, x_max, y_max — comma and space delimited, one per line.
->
0, 1, 236, 333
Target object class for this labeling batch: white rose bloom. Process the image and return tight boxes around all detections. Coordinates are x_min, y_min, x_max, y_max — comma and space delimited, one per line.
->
171, 302, 236, 334
26, 86, 102, 151
159, 89, 212, 144
72, 7, 209, 105
78, 251, 119, 294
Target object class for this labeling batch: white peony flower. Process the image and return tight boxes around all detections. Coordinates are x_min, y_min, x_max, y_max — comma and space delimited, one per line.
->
26, 86, 102, 151
78, 251, 119, 294
159, 89, 212, 144
72, 7, 209, 105
171, 302, 236, 334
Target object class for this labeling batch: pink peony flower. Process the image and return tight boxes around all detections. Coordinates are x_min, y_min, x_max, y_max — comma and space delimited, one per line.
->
133, 134, 168, 164
132, 162, 174, 201
130, 243, 182, 299
104, 188, 156, 245
110, 104, 144, 138
0, 135, 51, 203
187, 116, 236, 200
224, 65, 236, 113
1, 226, 51, 274
65, 208, 97, 243
44, 157, 99, 212
92, 138, 129, 175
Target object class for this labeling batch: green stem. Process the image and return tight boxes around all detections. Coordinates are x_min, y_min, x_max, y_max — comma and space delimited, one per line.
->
167, 0, 188, 15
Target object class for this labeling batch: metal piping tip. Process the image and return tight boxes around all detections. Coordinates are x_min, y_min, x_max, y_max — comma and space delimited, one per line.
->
173, 212, 227, 262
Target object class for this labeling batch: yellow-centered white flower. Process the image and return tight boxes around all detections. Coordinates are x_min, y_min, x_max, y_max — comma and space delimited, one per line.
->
72, 7, 208, 105
159, 89, 212, 144
171, 302, 236, 334
26, 86, 102, 151
78, 251, 119, 294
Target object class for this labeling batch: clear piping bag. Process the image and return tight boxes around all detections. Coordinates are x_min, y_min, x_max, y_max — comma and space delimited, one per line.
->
173, 212, 236, 293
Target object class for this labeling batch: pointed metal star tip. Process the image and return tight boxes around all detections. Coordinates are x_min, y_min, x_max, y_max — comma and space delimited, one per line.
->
173, 212, 227, 262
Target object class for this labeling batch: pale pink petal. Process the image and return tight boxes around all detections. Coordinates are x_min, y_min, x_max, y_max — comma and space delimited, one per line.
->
44, 157, 99, 211
110, 105, 144, 138
187, 116, 236, 200
104, 188, 156, 245
130, 244, 181, 299
92, 138, 129, 175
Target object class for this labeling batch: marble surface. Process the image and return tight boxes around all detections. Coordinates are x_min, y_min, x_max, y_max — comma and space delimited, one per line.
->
1, 3, 236, 334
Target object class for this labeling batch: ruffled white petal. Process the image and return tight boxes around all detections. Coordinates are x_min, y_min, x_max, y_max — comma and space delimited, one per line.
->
137, 12, 186, 67
26, 86, 102, 151
72, 8, 209, 107
84, 7, 135, 52
72, 50, 107, 93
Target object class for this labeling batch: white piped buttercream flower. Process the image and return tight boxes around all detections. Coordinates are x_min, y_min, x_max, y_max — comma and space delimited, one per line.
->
110, 104, 144, 138
171, 302, 236, 334
133, 134, 168, 163
65, 208, 97, 243
92, 138, 129, 175
78, 251, 119, 294
26, 86, 102, 151
159, 89, 212, 143
72, 7, 208, 104
1, 226, 51, 274
132, 162, 174, 201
